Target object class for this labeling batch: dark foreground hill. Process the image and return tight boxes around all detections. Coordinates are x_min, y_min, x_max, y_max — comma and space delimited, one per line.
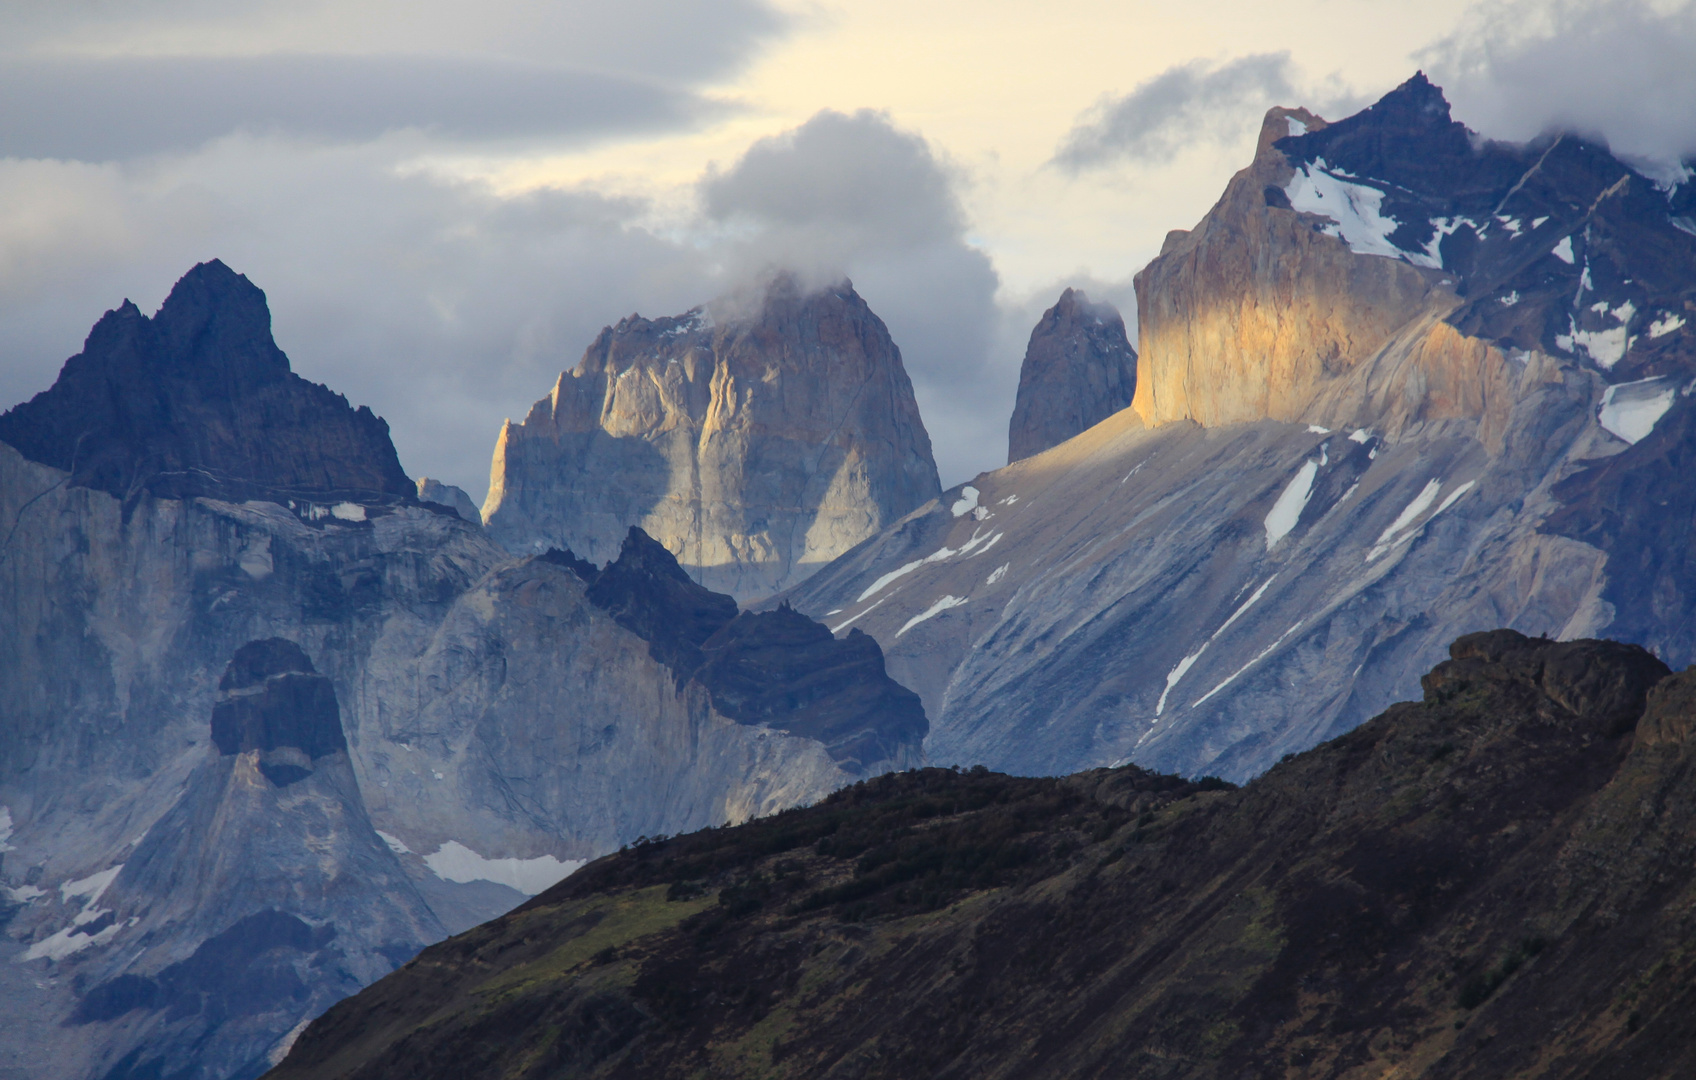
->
270, 630, 1696, 1079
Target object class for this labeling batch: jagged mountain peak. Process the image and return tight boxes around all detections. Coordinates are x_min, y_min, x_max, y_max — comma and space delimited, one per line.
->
0, 260, 417, 512
484, 274, 940, 601
1007, 287, 1137, 463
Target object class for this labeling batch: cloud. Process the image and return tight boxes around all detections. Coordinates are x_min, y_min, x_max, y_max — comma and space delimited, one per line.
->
0, 54, 720, 161
0, 0, 791, 161
0, 137, 719, 503
1422, 0, 1696, 172
699, 109, 1007, 484
0, 0, 789, 85
0, 109, 1017, 503
1052, 53, 1299, 172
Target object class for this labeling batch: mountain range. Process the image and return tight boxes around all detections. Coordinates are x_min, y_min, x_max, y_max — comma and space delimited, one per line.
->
267, 629, 1696, 1079
0, 263, 924, 1079
781, 73, 1696, 782
4, 70, 1696, 1079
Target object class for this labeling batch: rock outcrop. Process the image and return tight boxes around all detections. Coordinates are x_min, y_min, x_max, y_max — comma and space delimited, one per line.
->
482, 276, 941, 601
415, 478, 480, 525
1133, 72, 1696, 434
271, 632, 1696, 1080
1006, 288, 1137, 463
69, 640, 442, 1080
776, 74, 1696, 783
0, 260, 415, 510
563, 526, 928, 776
0, 268, 927, 1080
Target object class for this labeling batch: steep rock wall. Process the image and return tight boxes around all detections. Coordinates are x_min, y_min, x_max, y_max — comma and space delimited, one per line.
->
1006, 288, 1138, 463
482, 277, 940, 601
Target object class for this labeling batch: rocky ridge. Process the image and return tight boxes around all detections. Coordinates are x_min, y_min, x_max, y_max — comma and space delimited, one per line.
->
564, 528, 927, 776
778, 73, 1696, 782
0, 267, 925, 1080
1006, 288, 1137, 463
268, 631, 1696, 1080
0, 261, 416, 513
482, 276, 941, 601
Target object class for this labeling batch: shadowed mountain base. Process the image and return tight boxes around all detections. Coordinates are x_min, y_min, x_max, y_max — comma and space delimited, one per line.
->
269, 630, 1696, 1079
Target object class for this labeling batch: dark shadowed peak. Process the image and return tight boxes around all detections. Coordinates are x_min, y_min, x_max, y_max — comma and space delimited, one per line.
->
696, 607, 927, 774
0, 260, 416, 511
1007, 288, 1138, 463
569, 529, 928, 771
211, 638, 346, 780
538, 545, 599, 583
584, 527, 741, 680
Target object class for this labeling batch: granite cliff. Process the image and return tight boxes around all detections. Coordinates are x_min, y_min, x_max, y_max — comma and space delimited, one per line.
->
269, 631, 1696, 1080
779, 74, 1696, 782
482, 276, 941, 601
1006, 288, 1137, 463
0, 267, 925, 1080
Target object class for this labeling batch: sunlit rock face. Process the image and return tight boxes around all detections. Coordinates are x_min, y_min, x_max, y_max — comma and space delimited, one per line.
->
1134, 73, 1696, 437
0, 267, 920, 1080
482, 275, 941, 602
780, 73, 1696, 785
1006, 288, 1138, 464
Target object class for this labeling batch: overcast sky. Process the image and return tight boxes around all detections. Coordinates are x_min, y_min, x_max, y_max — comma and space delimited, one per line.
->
2, 0, 1692, 497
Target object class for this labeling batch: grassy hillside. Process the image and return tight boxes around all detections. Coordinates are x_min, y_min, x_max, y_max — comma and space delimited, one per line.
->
270, 629, 1696, 1079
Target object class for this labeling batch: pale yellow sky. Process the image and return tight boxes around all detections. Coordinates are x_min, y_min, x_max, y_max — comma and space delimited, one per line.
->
433, 0, 1478, 296
12, 0, 1660, 493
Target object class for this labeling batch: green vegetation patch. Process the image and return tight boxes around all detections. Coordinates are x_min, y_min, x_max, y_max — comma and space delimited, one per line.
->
477, 885, 715, 1000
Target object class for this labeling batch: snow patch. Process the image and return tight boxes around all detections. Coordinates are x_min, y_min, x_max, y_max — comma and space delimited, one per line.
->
1599, 378, 1678, 444
1306, 424, 1331, 434
1217, 578, 1275, 640
0, 806, 12, 852
1650, 313, 1686, 338
330, 502, 366, 522
1193, 622, 1308, 708
1497, 215, 1523, 236
1367, 479, 1443, 562
1434, 480, 1477, 516
897, 596, 967, 638
950, 486, 980, 517
1155, 647, 1207, 717
423, 841, 583, 896
1552, 236, 1575, 263
375, 830, 413, 856
998, 494, 1019, 505
26, 865, 128, 962
1499, 290, 1520, 307
830, 596, 887, 634
857, 542, 959, 603
1569, 321, 1631, 369
60, 867, 121, 906
1285, 160, 1406, 261
1286, 117, 1307, 137
1417, 217, 1470, 268
25, 919, 123, 961
986, 563, 1010, 586
1348, 428, 1372, 443
1532, 216, 1550, 228
6, 884, 45, 903
1264, 460, 1319, 549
